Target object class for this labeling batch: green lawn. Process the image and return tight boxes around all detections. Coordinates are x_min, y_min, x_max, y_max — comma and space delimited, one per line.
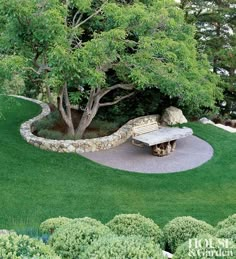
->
0, 96, 235, 231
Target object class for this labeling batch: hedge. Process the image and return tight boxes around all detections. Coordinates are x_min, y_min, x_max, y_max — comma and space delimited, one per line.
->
163, 216, 214, 252
81, 234, 166, 259
0, 232, 59, 259
106, 213, 163, 245
49, 218, 111, 258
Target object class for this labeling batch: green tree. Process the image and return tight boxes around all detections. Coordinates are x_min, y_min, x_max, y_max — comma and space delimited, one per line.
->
180, 0, 236, 113
0, 0, 221, 137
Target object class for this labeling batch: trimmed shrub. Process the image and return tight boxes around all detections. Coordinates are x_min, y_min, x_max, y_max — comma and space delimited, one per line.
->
73, 217, 106, 227
49, 218, 111, 258
173, 233, 236, 259
40, 216, 72, 234
0, 232, 59, 259
106, 214, 163, 246
216, 214, 236, 230
163, 216, 214, 253
80, 235, 166, 259
83, 131, 98, 139
216, 226, 236, 243
33, 111, 60, 132
37, 129, 64, 140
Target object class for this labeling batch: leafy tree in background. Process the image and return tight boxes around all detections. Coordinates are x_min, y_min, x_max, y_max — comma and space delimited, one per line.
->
0, 0, 221, 137
180, 0, 236, 115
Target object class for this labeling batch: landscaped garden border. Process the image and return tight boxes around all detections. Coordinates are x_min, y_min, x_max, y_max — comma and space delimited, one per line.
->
16, 96, 160, 153
1, 95, 236, 231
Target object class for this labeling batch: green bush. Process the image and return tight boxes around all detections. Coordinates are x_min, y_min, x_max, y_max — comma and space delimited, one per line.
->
173, 233, 236, 259
106, 214, 163, 246
163, 216, 214, 253
216, 214, 236, 230
90, 119, 120, 132
33, 111, 60, 131
49, 218, 111, 258
73, 217, 107, 227
40, 216, 72, 234
38, 129, 64, 140
82, 119, 120, 139
0, 232, 59, 259
83, 131, 99, 139
80, 235, 166, 259
216, 226, 236, 243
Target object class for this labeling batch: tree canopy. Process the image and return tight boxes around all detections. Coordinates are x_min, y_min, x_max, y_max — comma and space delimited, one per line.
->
0, 0, 222, 137
180, 0, 235, 114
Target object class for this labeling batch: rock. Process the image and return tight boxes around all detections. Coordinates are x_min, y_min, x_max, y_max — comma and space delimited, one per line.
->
199, 117, 215, 125
67, 145, 76, 153
161, 106, 187, 125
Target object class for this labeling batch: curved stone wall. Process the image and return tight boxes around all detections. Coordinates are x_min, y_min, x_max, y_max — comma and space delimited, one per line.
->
16, 96, 160, 153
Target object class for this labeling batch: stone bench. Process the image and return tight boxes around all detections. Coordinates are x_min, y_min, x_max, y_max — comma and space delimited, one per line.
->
132, 125, 193, 156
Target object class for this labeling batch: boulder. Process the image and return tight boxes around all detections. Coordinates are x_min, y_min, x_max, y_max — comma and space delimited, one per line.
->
199, 117, 215, 125
161, 106, 187, 125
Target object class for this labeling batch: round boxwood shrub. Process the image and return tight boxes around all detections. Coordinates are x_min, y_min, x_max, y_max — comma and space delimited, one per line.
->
49, 218, 111, 258
163, 216, 214, 253
106, 214, 163, 245
0, 232, 59, 259
80, 235, 166, 259
216, 226, 236, 243
216, 214, 236, 230
173, 233, 236, 259
40, 216, 72, 234
73, 217, 107, 227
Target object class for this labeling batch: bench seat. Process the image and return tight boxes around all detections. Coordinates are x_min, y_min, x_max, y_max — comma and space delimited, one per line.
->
132, 127, 193, 146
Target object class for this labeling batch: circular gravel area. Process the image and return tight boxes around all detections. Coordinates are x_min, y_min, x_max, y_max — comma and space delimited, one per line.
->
80, 135, 213, 174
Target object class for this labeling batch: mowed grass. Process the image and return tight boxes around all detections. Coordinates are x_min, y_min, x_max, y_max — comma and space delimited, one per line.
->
0, 96, 236, 230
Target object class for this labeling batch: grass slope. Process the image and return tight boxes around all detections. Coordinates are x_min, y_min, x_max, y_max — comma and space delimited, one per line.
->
0, 96, 236, 230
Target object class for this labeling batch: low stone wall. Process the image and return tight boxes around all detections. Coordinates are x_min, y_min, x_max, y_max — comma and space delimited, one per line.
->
16, 96, 160, 153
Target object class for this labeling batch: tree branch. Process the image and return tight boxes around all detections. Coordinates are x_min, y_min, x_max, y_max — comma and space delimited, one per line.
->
96, 83, 134, 99
63, 83, 72, 117
87, 88, 96, 110
33, 52, 42, 69
72, 10, 80, 26
24, 67, 41, 75
24, 64, 51, 75
58, 85, 70, 126
99, 92, 135, 107
72, 38, 82, 49
73, 1, 107, 29
73, 11, 83, 26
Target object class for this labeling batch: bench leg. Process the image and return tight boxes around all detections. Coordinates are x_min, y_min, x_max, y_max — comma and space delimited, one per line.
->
170, 140, 176, 152
152, 142, 172, 157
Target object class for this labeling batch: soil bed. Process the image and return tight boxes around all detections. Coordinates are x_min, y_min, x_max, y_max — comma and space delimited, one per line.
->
32, 107, 120, 140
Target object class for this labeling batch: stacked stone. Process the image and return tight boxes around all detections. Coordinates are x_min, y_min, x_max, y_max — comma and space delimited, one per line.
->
16, 96, 160, 153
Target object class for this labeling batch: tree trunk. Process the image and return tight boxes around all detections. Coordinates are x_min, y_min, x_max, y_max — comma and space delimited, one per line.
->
67, 122, 75, 136
213, 56, 218, 73
75, 111, 91, 139
75, 89, 100, 138
45, 84, 53, 104
75, 105, 98, 139
213, 23, 221, 74
58, 83, 75, 137
75, 84, 134, 138
44, 69, 54, 105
